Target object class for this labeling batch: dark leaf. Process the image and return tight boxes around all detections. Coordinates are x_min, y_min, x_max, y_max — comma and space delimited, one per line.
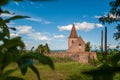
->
3, 36, 25, 49
0, 32, 6, 40
20, 52, 54, 70
3, 25, 10, 39
0, 0, 9, 6
9, 27, 16, 31
109, 53, 120, 66
1, 10, 11, 14
17, 61, 28, 75
29, 65, 41, 80
5, 15, 30, 23
0, 7, 3, 14
0, 17, 6, 27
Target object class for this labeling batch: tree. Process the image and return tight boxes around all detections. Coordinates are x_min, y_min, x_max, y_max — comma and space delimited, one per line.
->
44, 43, 50, 54
36, 44, 44, 54
99, 0, 120, 41
85, 42, 91, 52
36, 43, 50, 54
82, 0, 120, 80
0, 0, 54, 80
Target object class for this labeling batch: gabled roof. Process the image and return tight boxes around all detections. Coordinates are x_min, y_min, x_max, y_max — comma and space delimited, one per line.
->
69, 24, 78, 38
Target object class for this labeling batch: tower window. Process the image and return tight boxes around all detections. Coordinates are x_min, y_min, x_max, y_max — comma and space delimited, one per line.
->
72, 40, 74, 43
79, 44, 81, 49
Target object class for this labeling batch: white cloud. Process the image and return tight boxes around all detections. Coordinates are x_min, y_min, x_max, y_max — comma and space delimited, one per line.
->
95, 23, 103, 28
1, 13, 52, 25
58, 24, 72, 31
96, 13, 119, 19
28, 32, 50, 41
109, 45, 116, 49
54, 35, 65, 38
15, 2, 19, 6
23, 41, 35, 50
26, 18, 42, 22
11, 25, 50, 41
58, 22, 103, 31
75, 22, 94, 31
10, 33, 19, 38
24, 41, 30, 47
108, 44, 118, 49
1, 14, 52, 25
94, 16, 101, 18
1, 14, 13, 17
109, 13, 119, 19
44, 20, 52, 24
26, 17, 52, 24
16, 26, 33, 34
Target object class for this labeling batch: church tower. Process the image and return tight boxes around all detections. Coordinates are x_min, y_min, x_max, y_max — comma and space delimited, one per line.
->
68, 24, 78, 48
67, 24, 86, 53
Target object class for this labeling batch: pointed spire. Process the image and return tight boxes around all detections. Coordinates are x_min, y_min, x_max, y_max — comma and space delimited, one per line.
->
69, 24, 78, 38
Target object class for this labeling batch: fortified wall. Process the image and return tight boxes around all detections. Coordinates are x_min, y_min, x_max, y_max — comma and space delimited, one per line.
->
48, 52, 97, 63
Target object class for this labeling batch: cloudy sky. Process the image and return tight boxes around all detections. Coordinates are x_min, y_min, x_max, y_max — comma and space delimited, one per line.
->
2, 0, 118, 50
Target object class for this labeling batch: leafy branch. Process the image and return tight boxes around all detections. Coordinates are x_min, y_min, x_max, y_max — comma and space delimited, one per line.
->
0, 0, 54, 80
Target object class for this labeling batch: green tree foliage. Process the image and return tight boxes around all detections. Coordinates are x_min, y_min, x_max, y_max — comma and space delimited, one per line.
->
82, 0, 120, 80
0, 1, 54, 80
36, 44, 44, 54
82, 51, 120, 80
99, 0, 120, 40
36, 43, 50, 54
44, 43, 50, 54
85, 42, 91, 52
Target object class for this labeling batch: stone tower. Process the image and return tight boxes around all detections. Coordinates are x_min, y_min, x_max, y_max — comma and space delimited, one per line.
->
68, 24, 78, 48
67, 24, 86, 53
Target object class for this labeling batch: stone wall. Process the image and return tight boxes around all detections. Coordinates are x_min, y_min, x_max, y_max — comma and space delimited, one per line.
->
47, 52, 97, 63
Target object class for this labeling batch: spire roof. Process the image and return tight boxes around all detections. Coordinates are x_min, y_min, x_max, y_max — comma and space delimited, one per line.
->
69, 24, 78, 38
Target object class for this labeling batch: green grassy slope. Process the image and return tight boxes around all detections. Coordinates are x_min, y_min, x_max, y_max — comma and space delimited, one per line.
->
7, 62, 93, 80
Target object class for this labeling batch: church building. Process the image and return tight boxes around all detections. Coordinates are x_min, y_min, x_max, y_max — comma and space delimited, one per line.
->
49, 23, 97, 63
67, 24, 86, 53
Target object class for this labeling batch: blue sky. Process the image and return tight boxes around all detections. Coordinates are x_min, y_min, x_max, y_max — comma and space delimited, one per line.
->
2, 0, 118, 50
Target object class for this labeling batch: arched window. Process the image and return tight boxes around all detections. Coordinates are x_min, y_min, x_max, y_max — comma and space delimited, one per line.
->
79, 44, 81, 49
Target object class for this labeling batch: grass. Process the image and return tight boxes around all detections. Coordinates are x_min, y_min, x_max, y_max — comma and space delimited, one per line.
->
7, 62, 93, 80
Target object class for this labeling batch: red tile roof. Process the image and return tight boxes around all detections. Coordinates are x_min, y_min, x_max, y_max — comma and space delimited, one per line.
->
69, 24, 78, 38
